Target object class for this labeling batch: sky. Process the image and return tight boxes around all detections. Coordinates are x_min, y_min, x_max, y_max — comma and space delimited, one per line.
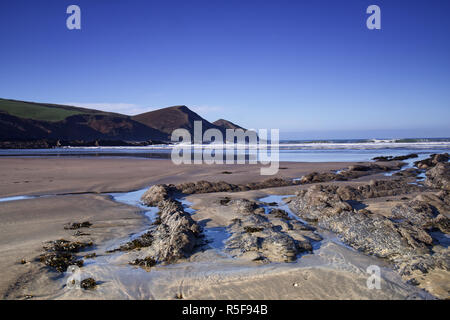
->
0, 0, 449, 139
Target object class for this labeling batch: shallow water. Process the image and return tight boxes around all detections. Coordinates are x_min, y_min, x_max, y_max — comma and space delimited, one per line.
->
258, 194, 356, 252
32, 184, 432, 299
1, 144, 448, 163
0, 195, 35, 203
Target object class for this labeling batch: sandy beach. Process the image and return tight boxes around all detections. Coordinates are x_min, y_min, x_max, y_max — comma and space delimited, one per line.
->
1, 156, 448, 300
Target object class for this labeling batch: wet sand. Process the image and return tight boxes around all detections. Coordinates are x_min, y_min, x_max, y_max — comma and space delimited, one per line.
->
0, 157, 437, 299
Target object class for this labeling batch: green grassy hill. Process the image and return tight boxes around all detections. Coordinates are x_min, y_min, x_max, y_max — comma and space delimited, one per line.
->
0, 98, 123, 122
0, 99, 83, 121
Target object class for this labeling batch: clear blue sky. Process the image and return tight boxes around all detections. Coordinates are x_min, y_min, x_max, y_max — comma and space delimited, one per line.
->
0, 0, 449, 139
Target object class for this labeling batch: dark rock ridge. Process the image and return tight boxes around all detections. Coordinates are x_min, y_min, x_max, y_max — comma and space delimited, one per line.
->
299, 163, 403, 184
140, 178, 295, 200
139, 166, 402, 200
372, 153, 419, 162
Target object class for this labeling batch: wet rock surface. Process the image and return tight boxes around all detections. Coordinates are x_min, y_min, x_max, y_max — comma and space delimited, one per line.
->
415, 153, 449, 169
425, 162, 450, 191
108, 188, 203, 267
299, 163, 403, 184
289, 176, 450, 289
373, 153, 419, 162
223, 199, 320, 262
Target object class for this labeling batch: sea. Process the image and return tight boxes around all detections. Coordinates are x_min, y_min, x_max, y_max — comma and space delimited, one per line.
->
0, 138, 449, 162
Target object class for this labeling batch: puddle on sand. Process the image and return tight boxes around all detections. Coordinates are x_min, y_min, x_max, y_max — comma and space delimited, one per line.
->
0, 195, 36, 203
110, 188, 159, 221
204, 227, 230, 250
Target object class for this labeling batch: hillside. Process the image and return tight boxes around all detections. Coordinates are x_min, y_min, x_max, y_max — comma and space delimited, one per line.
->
0, 98, 122, 121
0, 99, 167, 143
213, 119, 246, 131
132, 105, 222, 136
0, 99, 246, 146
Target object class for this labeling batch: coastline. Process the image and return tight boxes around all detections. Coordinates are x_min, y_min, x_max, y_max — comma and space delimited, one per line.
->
0, 156, 448, 300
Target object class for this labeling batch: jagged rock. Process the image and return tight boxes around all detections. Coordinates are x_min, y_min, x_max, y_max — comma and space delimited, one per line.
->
141, 184, 174, 206
224, 200, 314, 262
177, 180, 241, 194
394, 251, 450, 276
131, 199, 202, 265
357, 179, 422, 198
299, 164, 402, 184
290, 185, 353, 222
394, 168, 422, 178
290, 185, 432, 260
415, 153, 449, 169
425, 162, 450, 191
228, 199, 259, 214
413, 191, 450, 219
260, 233, 298, 262
391, 200, 437, 228
269, 208, 291, 220
434, 214, 450, 234
319, 212, 430, 259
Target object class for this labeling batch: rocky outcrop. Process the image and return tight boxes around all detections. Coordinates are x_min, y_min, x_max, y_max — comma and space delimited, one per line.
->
299, 163, 403, 184
222, 199, 320, 262
373, 153, 418, 162
149, 199, 202, 263
425, 162, 450, 191
176, 178, 294, 195
141, 184, 177, 206
415, 153, 449, 169
122, 195, 202, 265
293, 180, 421, 207
291, 185, 433, 259
391, 200, 440, 228
289, 182, 449, 285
